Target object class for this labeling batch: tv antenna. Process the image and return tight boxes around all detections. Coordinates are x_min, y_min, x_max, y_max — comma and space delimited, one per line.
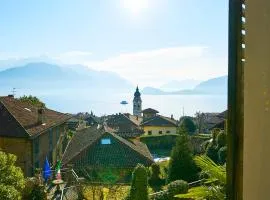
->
11, 88, 17, 96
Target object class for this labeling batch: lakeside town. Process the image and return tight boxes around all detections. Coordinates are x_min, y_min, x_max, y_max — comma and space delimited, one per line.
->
0, 86, 227, 199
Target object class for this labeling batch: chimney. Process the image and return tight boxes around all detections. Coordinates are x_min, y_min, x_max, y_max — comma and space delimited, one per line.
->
37, 108, 45, 124
171, 114, 174, 120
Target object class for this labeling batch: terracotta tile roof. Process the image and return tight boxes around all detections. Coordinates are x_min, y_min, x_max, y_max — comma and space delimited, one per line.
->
61, 125, 154, 167
105, 113, 144, 138
0, 96, 71, 137
141, 115, 178, 127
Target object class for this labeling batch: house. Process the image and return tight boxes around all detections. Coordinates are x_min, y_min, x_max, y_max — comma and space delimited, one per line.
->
0, 95, 71, 176
61, 125, 153, 180
141, 108, 178, 135
105, 113, 144, 138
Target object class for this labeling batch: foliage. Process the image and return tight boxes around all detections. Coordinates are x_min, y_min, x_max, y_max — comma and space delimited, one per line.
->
194, 111, 207, 133
167, 180, 189, 198
83, 185, 130, 200
98, 168, 120, 185
218, 146, 227, 165
140, 134, 178, 149
205, 141, 219, 163
149, 163, 165, 192
179, 116, 197, 135
167, 127, 198, 183
151, 190, 170, 200
18, 95, 45, 108
0, 151, 25, 200
216, 131, 226, 148
176, 155, 226, 200
206, 129, 227, 164
126, 164, 149, 200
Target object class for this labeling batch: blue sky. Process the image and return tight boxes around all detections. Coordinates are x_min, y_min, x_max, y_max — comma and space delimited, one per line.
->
0, 0, 228, 87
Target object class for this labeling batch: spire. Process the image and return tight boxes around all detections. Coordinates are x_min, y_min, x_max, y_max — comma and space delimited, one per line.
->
134, 85, 141, 97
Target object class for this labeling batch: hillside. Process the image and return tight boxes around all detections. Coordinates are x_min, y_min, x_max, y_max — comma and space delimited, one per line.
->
142, 76, 228, 95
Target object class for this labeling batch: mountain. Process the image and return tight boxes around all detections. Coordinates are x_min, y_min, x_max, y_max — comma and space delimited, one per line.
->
141, 87, 166, 95
160, 79, 201, 91
0, 56, 60, 71
142, 76, 228, 95
193, 76, 227, 94
0, 62, 134, 92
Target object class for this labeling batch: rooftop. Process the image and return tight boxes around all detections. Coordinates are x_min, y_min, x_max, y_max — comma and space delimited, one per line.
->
0, 96, 71, 137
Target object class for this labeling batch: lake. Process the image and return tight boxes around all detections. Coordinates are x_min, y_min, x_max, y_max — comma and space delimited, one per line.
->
33, 90, 227, 119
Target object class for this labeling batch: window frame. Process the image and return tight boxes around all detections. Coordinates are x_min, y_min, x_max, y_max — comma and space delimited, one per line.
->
227, 0, 245, 199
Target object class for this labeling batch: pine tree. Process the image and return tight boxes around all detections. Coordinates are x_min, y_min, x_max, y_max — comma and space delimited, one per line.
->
167, 127, 198, 183
127, 164, 148, 200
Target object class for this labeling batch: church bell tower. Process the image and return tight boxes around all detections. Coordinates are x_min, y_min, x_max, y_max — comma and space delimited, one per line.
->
133, 86, 142, 116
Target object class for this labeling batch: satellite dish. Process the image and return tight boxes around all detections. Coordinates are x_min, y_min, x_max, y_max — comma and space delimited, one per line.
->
120, 101, 128, 105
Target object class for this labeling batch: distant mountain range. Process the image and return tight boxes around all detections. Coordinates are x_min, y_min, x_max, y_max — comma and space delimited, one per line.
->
0, 61, 227, 97
0, 62, 134, 93
160, 79, 201, 91
142, 76, 228, 95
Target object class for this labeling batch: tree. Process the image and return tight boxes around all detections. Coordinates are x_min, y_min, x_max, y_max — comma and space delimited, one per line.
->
0, 151, 25, 200
149, 163, 164, 191
176, 155, 226, 200
126, 164, 148, 200
179, 116, 197, 135
167, 127, 198, 183
206, 129, 227, 164
19, 95, 45, 108
195, 111, 206, 133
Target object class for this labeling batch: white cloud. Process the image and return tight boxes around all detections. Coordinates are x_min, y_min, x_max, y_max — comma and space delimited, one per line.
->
82, 46, 227, 87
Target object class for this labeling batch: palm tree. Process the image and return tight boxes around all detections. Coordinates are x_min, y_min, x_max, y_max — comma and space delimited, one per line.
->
175, 155, 226, 200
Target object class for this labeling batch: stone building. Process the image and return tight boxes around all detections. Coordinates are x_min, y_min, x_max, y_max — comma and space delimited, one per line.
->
0, 95, 71, 176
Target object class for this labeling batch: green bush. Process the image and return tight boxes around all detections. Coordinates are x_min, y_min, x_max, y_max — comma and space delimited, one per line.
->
0, 151, 25, 200
218, 146, 227, 165
151, 180, 188, 200
179, 116, 197, 135
206, 142, 219, 163
127, 164, 149, 200
167, 180, 189, 198
167, 128, 199, 183
152, 191, 169, 200
216, 131, 226, 148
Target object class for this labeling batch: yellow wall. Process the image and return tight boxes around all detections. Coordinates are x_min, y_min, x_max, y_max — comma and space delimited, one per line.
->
244, 0, 270, 199
142, 126, 177, 136
0, 137, 32, 176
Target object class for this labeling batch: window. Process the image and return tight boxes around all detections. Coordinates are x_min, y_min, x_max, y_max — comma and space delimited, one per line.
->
101, 138, 111, 145
49, 128, 53, 150
166, 130, 170, 134
148, 130, 152, 135
34, 137, 39, 155
159, 131, 163, 134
